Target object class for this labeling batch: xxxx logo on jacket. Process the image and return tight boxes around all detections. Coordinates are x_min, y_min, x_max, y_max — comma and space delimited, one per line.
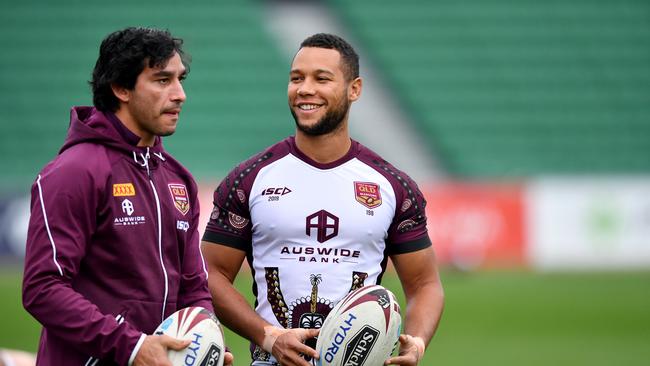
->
113, 183, 135, 197
354, 181, 382, 209
168, 183, 189, 215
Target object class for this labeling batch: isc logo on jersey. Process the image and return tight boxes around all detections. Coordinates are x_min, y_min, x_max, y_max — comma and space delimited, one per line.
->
177, 220, 189, 232
261, 187, 292, 196
262, 186, 292, 202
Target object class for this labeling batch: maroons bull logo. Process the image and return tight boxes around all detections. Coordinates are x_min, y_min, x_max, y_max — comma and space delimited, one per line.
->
354, 182, 382, 209
168, 183, 190, 215
260, 268, 369, 364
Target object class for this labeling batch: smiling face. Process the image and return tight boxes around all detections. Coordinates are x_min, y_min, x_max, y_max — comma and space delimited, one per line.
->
113, 52, 187, 146
288, 47, 361, 136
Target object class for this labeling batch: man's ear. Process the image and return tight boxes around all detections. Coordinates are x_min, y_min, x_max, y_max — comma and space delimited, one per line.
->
111, 83, 130, 103
349, 77, 362, 102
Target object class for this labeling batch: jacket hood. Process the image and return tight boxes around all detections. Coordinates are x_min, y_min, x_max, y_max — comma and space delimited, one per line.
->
60, 106, 164, 155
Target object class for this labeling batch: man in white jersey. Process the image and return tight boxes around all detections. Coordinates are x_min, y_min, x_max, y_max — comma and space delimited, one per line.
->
201, 33, 444, 366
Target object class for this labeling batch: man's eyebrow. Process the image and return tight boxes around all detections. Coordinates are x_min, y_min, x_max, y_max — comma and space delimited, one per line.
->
315, 69, 335, 75
290, 68, 335, 75
152, 69, 187, 77
152, 70, 174, 77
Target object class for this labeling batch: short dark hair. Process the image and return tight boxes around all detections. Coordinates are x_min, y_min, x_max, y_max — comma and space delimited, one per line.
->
90, 27, 189, 112
299, 33, 359, 81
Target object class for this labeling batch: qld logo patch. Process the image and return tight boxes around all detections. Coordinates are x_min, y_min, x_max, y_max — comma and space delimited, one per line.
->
168, 183, 190, 216
354, 182, 382, 209
113, 183, 135, 197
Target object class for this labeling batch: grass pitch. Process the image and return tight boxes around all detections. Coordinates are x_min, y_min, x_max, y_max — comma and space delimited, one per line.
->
2, 269, 649, 365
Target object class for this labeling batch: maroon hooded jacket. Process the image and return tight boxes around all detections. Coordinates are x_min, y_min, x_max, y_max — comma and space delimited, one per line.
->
23, 107, 213, 365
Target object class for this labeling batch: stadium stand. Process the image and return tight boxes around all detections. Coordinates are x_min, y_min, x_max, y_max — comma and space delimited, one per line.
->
0, 0, 292, 190
3, 0, 649, 187
329, 0, 650, 177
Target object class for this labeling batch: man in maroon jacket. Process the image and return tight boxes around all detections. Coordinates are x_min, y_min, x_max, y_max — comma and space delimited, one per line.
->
22, 27, 233, 366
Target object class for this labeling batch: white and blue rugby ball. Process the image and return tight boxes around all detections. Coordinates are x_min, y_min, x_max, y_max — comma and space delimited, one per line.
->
154, 306, 225, 366
315, 285, 401, 366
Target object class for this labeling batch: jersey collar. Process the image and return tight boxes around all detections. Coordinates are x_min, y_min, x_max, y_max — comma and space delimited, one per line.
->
288, 136, 360, 170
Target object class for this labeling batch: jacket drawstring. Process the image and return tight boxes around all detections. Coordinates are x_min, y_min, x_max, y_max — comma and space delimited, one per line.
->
153, 152, 165, 162
133, 148, 152, 177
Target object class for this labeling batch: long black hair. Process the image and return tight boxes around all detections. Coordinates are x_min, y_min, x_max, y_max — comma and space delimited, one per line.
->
90, 27, 188, 112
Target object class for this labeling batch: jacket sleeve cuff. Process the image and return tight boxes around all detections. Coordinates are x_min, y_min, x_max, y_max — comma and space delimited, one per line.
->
128, 333, 146, 366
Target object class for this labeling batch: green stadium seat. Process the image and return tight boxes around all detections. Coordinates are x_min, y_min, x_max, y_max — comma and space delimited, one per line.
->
0, 0, 292, 190
329, 0, 650, 177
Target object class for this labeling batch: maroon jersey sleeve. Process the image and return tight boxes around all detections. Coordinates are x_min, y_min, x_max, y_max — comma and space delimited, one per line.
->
385, 169, 432, 254
202, 163, 254, 251
356, 143, 432, 255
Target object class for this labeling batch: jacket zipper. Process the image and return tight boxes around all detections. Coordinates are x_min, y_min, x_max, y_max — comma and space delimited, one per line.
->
142, 148, 170, 321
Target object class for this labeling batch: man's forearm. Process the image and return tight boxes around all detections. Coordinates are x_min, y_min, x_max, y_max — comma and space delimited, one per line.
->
403, 280, 444, 346
208, 271, 271, 347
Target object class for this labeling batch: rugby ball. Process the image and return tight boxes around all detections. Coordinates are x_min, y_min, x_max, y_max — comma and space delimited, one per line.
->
154, 306, 225, 366
315, 285, 401, 366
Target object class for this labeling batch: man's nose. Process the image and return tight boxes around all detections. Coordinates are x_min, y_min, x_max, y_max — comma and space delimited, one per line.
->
297, 79, 316, 96
171, 79, 186, 102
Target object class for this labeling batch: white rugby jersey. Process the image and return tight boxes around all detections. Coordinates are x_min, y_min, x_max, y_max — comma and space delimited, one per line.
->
203, 137, 430, 363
